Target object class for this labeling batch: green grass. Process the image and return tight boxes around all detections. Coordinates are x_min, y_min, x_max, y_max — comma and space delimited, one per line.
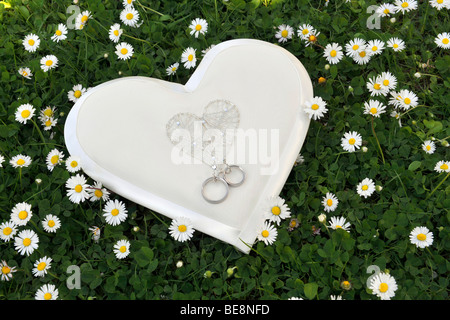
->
0, 0, 449, 300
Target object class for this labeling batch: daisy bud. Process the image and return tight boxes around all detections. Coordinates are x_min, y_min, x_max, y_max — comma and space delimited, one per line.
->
176, 260, 183, 268
35, 178, 42, 184
421, 63, 427, 69
441, 140, 449, 147
348, 86, 354, 92
59, 112, 65, 117
412, 120, 417, 125
376, 185, 383, 192
204, 270, 213, 278
431, 136, 435, 141
340, 280, 352, 291
104, 53, 109, 58
390, 17, 396, 23
438, 226, 444, 232
118, 71, 122, 75
362, 146, 368, 152
324, 64, 330, 70
414, 72, 421, 78
133, 226, 140, 232
227, 266, 237, 277
318, 213, 327, 224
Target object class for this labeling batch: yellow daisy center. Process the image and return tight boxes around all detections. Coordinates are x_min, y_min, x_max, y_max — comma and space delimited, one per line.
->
393, 43, 399, 48
401, 2, 409, 8
271, 206, 281, 216
127, 0, 133, 3
48, 220, 55, 228
195, 24, 202, 31
119, 245, 127, 253
311, 104, 319, 110
126, 13, 133, 20
16, 159, 25, 166
261, 230, 269, 238
442, 38, 449, 44
437, 0, 443, 3
416, 233, 426, 241
348, 138, 356, 145
94, 190, 103, 198
21, 110, 31, 118
74, 90, 82, 98
352, 44, 359, 51
111, 209, 119, 216
44, 108, 53, 117
114, 30, 119, 36
404, 98, 411, 105
308, 35, 316, 42
302, 29, 309, 35
281, 30, 288, 38
81, 15, 88, 23
23, 238, 31, 246
45, 120, 52, 127
359, 51, 366, 57
45, 60, 53, 66
44, 293, 52, 300
326, 199, 333, 206
28, 39, 35, 46
3, 227, 12, 235
426, 145, 431, 151
379, 283, 389, 293
373, 83, 381, 90
55, 30, 62, 36
50, 155, 59, 165
70, 161, 78, 168
335, 225, 342, 229
18, 211, 28, 220
440, 163, 448, 170
290, 220, 297, 227
74, 185, 83, 193
178, 225, 187, 232
362, 185, 368, 191
384, 8, 390, 14
2, 266, 10, 274
172, 67, 177, 71
188, 54, 194, 62
121, 48, 128, 55
37, 262, 47, 271
330, 50, 337, 57
383, 79, 390, 86
370, 107, 378, 115
372, 46, 378, 52
23, 71, 28, 76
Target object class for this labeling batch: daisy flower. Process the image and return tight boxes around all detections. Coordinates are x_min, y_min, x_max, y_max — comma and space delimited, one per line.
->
40, 55, 58, 72
65, 155, 82, 173
264, 196, 291, 226
109, 23, 123, 43
120, 6, 140, 27
366, 76, 389, 97
369, 272, 398, 300
376, 3, 397, 16
103, 199, 128, 226
75, 20, 85, 31
67, 84, 87, 103
275, 24, 294, 43
363, 100, 386, 117
352, 48, 372, 65
356, 178, 376, 198
18, 67, 32, 79
322, 192, 339, 212
10, 202, 32, 226
14, 229, 39, 256
0, 261, 17, 281
328, 216, 350, 232
367, 39, 385, 56
341, 131, 363, 152
115, 42, 134, 60
303, 96, 328, 120
378, 71, 397, 91
303, 29, 320, 47
89, 226, 101, 243
51, 23, 68, 42
65, 173, 90, 204
169, 216, 195, 242
434, 32, 450, 49
35, 284, 59, 300
434, 160, 450, 173
394, 0, 418, 14
113, 239, 131, 259
390, 110, 402, 127
294, 153, 304, 166
10, 154, 32, 168
297, 24, 315, 40
88, 181, 110, 202
287, 218, 300, 231
189, 18, 208, 38
123, 0, 135, 6
39, 106, 57, 120
46, 149, 64, 172
390, 89, 418, 110
387, 37, 406, 52
76, 10, 92, 26
15, 103, 35, 124
429, 0, 450, 10
323, 42, 344, 64
32, 256, 52, 277
345, 38, 366, 57
41, 117, 57, 131
257, 221, 278, 245
166, 62, 179, 76
0, 221, 17, 242
422, 140, 436, 154
23, 33, 40, 52
42, 214, 61, 233
330, 295, 344, 300
181, 47, 197, 69
410, 226, 434, 248
0, 154, 3, 167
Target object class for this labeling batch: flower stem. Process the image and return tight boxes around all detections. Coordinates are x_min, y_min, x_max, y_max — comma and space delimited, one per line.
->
426, 172, 449, 200
136, 1, 164, 16
371, 117, 385, 165
31, 119, 48, 152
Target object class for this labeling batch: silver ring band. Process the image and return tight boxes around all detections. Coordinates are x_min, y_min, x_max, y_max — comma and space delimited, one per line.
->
224, 165, 246, 187
201, 176, 229, 204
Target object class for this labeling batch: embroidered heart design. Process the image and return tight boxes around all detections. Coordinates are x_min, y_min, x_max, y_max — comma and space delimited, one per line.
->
64, 39, 313, 253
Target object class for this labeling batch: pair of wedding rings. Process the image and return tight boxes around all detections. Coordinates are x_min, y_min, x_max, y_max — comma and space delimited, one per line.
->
201, 165, 245, 204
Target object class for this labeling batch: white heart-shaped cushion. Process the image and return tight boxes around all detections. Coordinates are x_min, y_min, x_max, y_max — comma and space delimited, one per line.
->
64, 39, 313, 253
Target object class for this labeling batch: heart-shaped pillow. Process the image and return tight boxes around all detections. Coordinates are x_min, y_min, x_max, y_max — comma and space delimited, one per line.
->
64, 39, 313, 253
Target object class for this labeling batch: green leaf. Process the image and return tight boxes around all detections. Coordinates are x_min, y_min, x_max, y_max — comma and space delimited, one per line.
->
134, 246, 154, 268
304, 282, 318, 300
408, 161, 421, 171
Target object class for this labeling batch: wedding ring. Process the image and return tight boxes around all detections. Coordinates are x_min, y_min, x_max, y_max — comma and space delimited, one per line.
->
201, 176, 229, 204
223, 165, 245, 187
